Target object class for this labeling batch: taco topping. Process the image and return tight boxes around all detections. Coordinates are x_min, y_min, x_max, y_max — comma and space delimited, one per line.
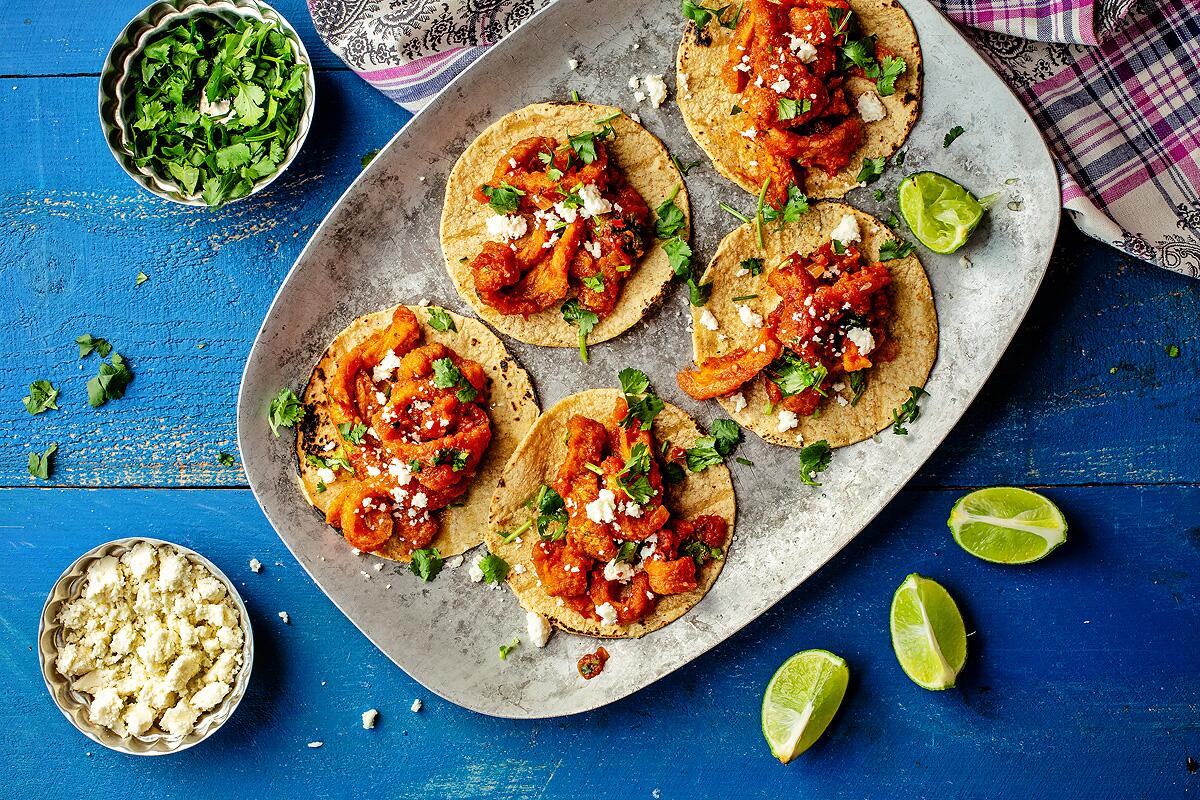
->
469, 122, 653, 319
578, 646, 609, 679
317, 305, 492, 556
678, 221, 893, 416
524, 392, 728, 627
724, 0, 904, 205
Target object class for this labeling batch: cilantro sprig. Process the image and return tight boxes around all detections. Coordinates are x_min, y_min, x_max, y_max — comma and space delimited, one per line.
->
799, 440, 832, 486
426, 306, 457, 332
766, 351, 827, 397
28, 443, 58, 481
684, 418, 742, 472
619, 368, 665, 431
23, 380, 59, 415
891, 386, 928, 435
431, 357, 479, 402
268, 388, 304, 436
410, 547, 444, 582
561, 299, 600, 363
126, 14, 309, 205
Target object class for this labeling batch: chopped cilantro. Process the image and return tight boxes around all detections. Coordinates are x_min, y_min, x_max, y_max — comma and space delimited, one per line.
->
672, 155, 703, 176
76, 334, 111, 359
832, 240, 846, 255
568, 128, 612, 164
681, 540, 723, 567
684, 418, 741, 472
500, 520, 533, 543
478, 553, 510, 584
532, 484, 568, 540
840, 36, 876, 71
687, 277, 713, 306
1166, 343, 1181, 358
943, 125, 965, 148
740, 257, 764, 276
435, 447, 470, 472
731, 104, 744, 115
735, 457, 754, 467
828, 7, 853, 38
409, 547, 444, 582
86, 352, 133, 408
856, 156, 887, 185
23, 380, 59, 415
682, 0, 733, 29
891, 386, 928, 435
720, 202, 752, 224
338, 422, 368, 445
664, 237, 693, 277
582, 273, 606, 293
268, 388, 304, 436
218, 451, 236, 467
873, 188, 885, 202
766, 351, 827, 397
761, 184, 810, 230
893, 150, 907, 166
499, 637, 520, 660
360, 149, 380, 168
618, 472, 656, 504
569, 89, 582, 103
777, 97, 811, 120
848, 370, 868, 406
875, 55, 906, 96
28, 442, 58, 481
616, 540, 640, 564
799, 440, 832, 486
879, 237, 915, 260
560, 299, 600, 363
481, 181, 525, 215
655, 186, 687, 239
426, 306, 457, 332
126, 14, 309, 205
885, 212, 901, 229
136, 271, 149, 286
619, 368, 665, 430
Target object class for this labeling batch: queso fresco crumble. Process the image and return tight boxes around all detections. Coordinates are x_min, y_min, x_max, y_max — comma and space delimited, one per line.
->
53, 542, 245, 738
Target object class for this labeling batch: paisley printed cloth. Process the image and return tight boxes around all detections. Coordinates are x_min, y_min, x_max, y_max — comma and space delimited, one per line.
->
307, 0, 1200, 277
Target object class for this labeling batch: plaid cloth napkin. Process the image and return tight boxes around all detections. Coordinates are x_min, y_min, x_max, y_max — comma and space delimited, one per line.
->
307, 0, 1200, 278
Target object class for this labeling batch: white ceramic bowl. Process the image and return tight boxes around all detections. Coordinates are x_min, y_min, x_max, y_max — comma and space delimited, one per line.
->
38, 537, 255, 755
98, 0, 316, 206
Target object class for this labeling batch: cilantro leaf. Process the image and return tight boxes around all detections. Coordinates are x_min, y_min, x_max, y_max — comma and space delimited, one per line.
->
76, 334, 111, 359
682, 0, 732, 29
481, 181, 525, 214
876, 55, 906, 96
684, 438, 724, 472
616, 540, 640, 563
582, 273, 605, 292
799, 440, 832, 486
23, 380, 59, 415
856, 156, 887, 185
848, 370, 868, 406
499, 636, 520, 660
338, 422, 368, 445
879, 237, 915, 260
655, 186, 687, 239
360, 149, 380, 169
672, 155, 703, 176
136, 271, 149, 286
766, 351, 827, 397
432, 358, 464, 389
218, 451, 236, 467
478, 553, 510, 584
777, 97, 810, 121
710, 418, 742, 456
268, 388, 304, 436
28, 442, 58, 481
664, 237, 693, 277
426, 307, 457, 332
681, 539, 723, 567
86, 352, 134, 408
568, 128, 611, 164
761, 185, 810, 229
532, 484, 568, 541
891, 386, 928, 435
943, 125, 965, 148
410, 547, 444, 582
561, 299, 600, 363
618, 368, 665, 430
1166, 343, 1181, 358
740, 257, 764, 276
617, 472, 656, 504
687, 277, 713, 306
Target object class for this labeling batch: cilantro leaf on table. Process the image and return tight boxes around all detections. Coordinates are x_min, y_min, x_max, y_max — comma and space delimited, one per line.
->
408, 547, 444, 582
672, 155, 703, 176
125, 14, 309, 206
23, 380, 59, 415
682, 0, 733, 29
799, 440, 832, 486
87, 352, 133, 408
76, 334, 111, 359
777, 97, 811, 121
268, 388, 304, 436
217, 451, 236, 467
891, 386, 928, 435
684, 418, 742, 473
498, 637, 520, 660
478, 553, 510, 584
856, 156, 887, 185
28, 442, 58, 481
943, 125, 966, 148
561, 299, 600, 363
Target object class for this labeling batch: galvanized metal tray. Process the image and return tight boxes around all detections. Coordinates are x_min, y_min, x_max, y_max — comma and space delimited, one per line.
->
237, 0, 1059, 717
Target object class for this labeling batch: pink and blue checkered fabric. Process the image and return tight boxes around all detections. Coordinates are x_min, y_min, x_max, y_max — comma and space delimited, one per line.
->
309, 0, 1200, 276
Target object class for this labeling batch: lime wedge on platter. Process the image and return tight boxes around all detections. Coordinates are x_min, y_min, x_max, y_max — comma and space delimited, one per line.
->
949, 487, 1068, 564
761, 649, 850, 763
890, 574, 967, 691
898, 171, 987, 254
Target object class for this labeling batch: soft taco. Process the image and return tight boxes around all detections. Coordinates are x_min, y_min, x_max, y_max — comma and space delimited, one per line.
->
676, 201, 936, 448
297, 304, 539, 562
440, 102, 689, 352
487, 379, 736, 639
676, 0, 921, 205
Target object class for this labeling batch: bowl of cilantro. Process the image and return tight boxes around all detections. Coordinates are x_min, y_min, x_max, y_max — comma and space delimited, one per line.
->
99, 0, 315, 206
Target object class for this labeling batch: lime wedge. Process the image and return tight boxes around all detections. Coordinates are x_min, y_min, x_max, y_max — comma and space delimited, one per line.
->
761, 649, 849, 763
890, 574, 967, 690
949, 487, 1067, 564
897, 171, 986, 254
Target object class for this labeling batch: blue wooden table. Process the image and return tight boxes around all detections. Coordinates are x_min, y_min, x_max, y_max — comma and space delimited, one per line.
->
3, 3, 1198, 797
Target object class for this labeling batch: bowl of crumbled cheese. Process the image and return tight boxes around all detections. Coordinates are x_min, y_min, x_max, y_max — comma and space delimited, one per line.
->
38, 538, 253, 755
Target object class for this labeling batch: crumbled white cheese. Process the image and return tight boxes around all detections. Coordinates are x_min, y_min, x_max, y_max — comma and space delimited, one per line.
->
411, 698, 423, 713
52, 543, 245, 739
699, 308, 720, 331
484, 213, 528, 242
787, 34, 818, 63
630, 112, 642, 124
568, 58, 579, 70
468, 554, 486, 583
770, 77, 791, 93
604, 559, 635, 583
634, 90, 647, 102
371, 349, 402, 382
316, 467, 336, 485
278, 611, 290, 624
856, 91, 887, 123
361, 709, 378, 729
846, 326, 875, 356
678, 72, 690, 97
248, 558, 262, 573
585, 489, 618, 524
526, 611, 552, 648
644, 74, 668, 108
741, 127, 758, 139
577, 184, 612, 218
307, 741, 323, 749
731, 392, 747, 412
737, 305, 763, 328
830, 213, 861, 244
595, 602, 618, 626
778, 409, 799, 432
628, 75, 640, 90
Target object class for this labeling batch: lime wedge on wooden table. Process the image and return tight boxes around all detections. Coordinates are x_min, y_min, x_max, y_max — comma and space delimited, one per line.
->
898, 171, 986, 253
949, 487, 1067, 564
761, 649, 849, 763
890, 574, 967, 690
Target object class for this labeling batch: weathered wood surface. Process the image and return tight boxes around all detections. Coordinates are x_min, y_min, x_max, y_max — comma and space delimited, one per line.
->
2, 486, 1196, 798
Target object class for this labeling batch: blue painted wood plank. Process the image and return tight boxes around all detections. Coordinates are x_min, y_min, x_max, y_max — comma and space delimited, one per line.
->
2, 486, 1196, 797
0, 0, 349, 75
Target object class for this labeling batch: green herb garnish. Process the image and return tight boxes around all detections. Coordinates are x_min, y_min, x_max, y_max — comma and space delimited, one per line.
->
766, 351, 827, 397
218, 451, 236, 467
76, 334, 111, 359
799, 440, 832, 486
481, 181, 525, 214
619, 368, 665, 430
582, 273, 606, 292
338, 422, 368, 445
891, 386, 928, 435
426, 306, 457, 332
740, 257, 764, 276
672, 155, 703, 176
87, 352, 133, 408
23, 380, 59, 415
655, 185, 687, 239
943, 125, 965, 148
28, 442, 58, 481
136, 271, 149, 286
848, 370, 868, 406
761, 184, 810, 230
410, 547, 444, 582
478, 553, 510, 584
268, 388, 304, 436
499, 637, 520, 660
560, 299, 600, 362
1166, 344, 1181, 358
879, 237, 915, 260
856, 156, 887, 185
532, 484, 568, 541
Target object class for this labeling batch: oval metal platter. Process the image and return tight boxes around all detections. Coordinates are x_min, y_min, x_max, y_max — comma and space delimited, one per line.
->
237, 0, 1059, 717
